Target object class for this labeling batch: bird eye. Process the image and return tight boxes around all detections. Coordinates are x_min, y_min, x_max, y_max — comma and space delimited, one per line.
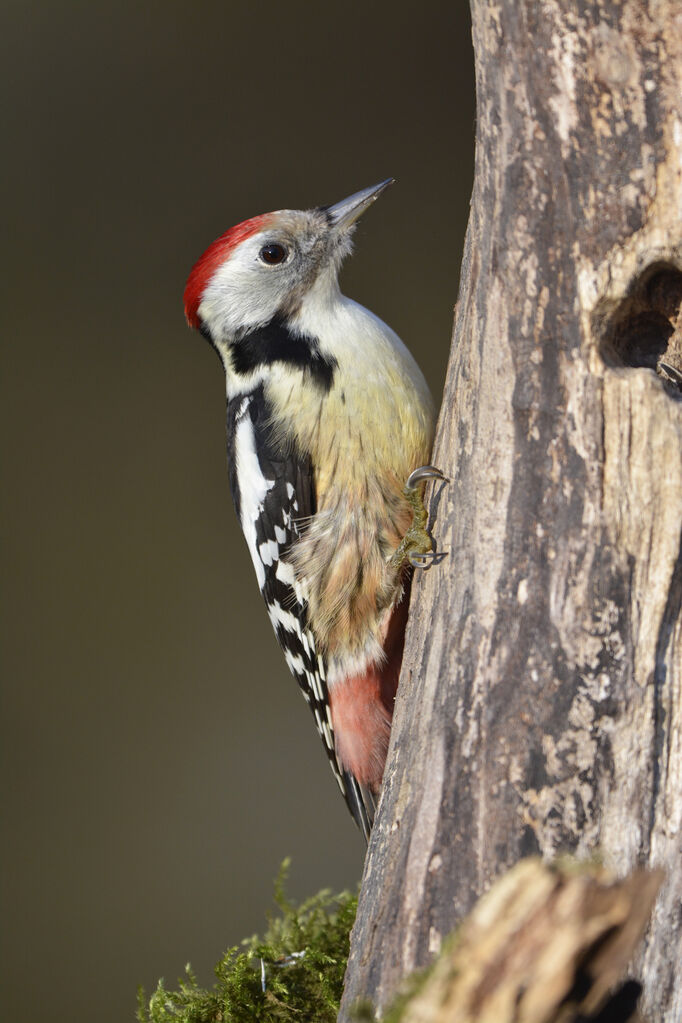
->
259, 243, 288, 265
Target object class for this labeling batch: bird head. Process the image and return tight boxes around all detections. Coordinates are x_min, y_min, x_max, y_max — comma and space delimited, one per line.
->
183, 179, 393, 346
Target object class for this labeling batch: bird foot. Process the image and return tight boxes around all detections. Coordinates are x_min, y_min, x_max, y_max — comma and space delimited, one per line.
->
405, 464, 447, 489
390, 465, 447, 571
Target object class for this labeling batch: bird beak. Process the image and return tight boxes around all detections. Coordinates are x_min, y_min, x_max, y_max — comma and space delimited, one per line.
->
325, 179, 394, 232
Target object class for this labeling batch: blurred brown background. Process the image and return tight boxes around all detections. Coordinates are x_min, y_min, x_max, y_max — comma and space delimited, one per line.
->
1, 2, 474, 1021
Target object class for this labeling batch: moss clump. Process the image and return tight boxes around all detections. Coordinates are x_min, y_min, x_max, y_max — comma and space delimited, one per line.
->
137, 862, 357, 1023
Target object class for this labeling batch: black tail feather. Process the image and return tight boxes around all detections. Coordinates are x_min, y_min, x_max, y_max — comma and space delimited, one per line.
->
343, 771, 376, 843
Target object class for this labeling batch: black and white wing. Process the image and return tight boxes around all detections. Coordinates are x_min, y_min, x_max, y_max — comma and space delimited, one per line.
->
226, 386, 373, 839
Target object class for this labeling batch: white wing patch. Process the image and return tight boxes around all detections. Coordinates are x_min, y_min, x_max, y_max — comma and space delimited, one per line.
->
258, 539, 280, 566
234, 400, 275, 589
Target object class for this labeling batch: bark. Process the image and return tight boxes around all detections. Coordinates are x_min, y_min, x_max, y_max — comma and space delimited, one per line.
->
396, 860, 662, 1023
340, 2, 682, 1021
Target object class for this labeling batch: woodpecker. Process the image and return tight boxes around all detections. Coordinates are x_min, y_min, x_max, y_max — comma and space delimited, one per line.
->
184, 180, 441, 839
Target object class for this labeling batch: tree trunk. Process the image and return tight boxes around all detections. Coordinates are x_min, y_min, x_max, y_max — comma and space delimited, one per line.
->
340, 2, 682, 1021
393, 860, 663, 1023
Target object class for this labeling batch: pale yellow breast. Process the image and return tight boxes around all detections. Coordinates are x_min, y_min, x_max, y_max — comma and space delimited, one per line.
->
265, 345, 434, 665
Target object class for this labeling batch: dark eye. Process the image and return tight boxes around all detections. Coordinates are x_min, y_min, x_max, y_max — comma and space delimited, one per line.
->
259, 243, 288, 265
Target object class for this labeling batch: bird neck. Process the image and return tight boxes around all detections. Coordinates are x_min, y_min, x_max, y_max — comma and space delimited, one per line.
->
291, 264, 344, 332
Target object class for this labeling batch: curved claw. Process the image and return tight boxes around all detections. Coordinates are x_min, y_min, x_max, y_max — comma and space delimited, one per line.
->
406, 464, 448, 490
409, 549, 439, 569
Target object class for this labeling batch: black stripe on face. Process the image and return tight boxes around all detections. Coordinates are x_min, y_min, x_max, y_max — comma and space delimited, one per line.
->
230, 314, 336, 392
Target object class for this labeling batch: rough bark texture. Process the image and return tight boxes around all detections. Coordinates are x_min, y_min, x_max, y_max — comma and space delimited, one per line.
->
397, 860, 662, 1023
340, 2, 682, 1021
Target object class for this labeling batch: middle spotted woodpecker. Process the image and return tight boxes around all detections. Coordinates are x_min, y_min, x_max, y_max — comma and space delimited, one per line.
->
184, 180, 442, 839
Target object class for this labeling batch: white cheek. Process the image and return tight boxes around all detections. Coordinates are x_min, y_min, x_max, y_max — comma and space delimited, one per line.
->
200, 254, 293, 338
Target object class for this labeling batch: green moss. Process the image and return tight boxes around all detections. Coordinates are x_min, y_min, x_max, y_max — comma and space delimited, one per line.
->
137, 861, 357, 1023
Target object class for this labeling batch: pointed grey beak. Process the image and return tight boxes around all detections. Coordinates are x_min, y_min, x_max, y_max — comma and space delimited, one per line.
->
325, 178, 394, 232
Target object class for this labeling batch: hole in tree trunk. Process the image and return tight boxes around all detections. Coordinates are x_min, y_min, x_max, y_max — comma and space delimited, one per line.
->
599, 264, 682, 391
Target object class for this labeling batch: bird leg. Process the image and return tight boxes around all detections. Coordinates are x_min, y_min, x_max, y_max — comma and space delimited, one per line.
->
390, 465, 447, 571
